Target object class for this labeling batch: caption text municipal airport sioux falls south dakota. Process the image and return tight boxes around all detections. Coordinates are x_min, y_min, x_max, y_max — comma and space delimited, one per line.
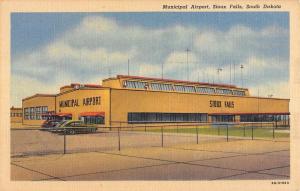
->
162, 3, 281, 10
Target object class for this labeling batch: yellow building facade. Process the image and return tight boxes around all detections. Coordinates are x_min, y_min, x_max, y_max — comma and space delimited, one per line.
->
22, 94, 56, 126
18, 75, 289, 127
10, 107, 23, 123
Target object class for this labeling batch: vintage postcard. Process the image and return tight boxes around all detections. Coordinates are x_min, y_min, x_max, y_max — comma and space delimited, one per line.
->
0, 0, 299, 190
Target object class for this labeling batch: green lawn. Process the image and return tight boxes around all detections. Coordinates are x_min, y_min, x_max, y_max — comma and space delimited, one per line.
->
146, 127, 289, 138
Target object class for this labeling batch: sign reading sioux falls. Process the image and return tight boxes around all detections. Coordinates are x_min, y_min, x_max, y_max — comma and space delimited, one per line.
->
59, 96, 101, 107
210, 100, 234, 108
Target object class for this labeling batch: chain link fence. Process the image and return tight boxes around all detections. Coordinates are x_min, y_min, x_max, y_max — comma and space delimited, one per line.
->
11, 122, 290, 157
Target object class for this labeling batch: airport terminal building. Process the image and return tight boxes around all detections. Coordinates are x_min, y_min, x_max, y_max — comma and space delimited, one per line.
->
18, 75, 290, 127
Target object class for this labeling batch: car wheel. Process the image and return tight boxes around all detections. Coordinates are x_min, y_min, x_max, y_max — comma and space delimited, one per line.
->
68, 129, 76, 135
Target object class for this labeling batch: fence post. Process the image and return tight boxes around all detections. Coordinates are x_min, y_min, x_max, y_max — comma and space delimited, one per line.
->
251, 126, 254, 140
226, 125, 229, 142
63, 129, 66, 154
218, 126, 220, 136
118, 127, 121, 151
144, 124, 146, 132
243, 126, 246, 137
196, 126, 199, 144
161, 126, 164, 147
273, 126, 275, 140
177, 123, 178, 133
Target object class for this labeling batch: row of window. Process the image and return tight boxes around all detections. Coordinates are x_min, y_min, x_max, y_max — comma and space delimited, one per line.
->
123, 80, 246, 96
128, 113, 289, 123
24, 106, 48, 120
150, 83, 173, 91
128, 112, 208, 123
232, 90, 246, 96
11, 113, 22, 117
240, 114, 289, 122
211, 115, 235, 122
80, 116, 105, 124
196, 87, 215, 94
211, 114, 290, 123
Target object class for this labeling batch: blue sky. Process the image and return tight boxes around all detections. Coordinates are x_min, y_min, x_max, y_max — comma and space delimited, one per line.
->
11, 12, 289, 106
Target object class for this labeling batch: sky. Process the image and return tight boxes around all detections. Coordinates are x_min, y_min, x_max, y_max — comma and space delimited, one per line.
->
11, 12, 289, 107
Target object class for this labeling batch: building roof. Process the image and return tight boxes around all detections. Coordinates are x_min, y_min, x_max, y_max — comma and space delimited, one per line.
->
116, 75, 245, 89
22, 94, 56, 101
10, 106, 22, 110
60, 83, 102, 90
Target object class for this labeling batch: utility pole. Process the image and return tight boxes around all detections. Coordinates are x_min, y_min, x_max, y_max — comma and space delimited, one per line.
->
186, 48, 190, 81
230, 63, 232, 84
240, 64, 244, 87
217, 68, 223, 83
161, 62, 164, 79
233, 64, 236, 84
127, 59, 130, 76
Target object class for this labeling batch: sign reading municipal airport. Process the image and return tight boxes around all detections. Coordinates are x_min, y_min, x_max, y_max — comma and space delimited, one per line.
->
59, 96, 101, 107
210, 100, 234, 108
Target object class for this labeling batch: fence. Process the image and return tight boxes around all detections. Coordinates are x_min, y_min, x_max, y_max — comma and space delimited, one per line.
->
11, 122, 290, 157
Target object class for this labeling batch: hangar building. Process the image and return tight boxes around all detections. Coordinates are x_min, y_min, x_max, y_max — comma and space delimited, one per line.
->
19, 75, 290, 127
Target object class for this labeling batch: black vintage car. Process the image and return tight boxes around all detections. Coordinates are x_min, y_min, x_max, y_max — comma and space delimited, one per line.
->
41, 120, 61, 129
51, 120, 97, 135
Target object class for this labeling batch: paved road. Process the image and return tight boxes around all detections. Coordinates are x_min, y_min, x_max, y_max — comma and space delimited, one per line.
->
11, 139, 290, 180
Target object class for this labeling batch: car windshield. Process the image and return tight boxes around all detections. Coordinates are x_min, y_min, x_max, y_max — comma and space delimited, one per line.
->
55, 120, 68, 128
65, 121, 83, 127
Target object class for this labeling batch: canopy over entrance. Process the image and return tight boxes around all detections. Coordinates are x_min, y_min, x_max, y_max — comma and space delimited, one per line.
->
79, 112, 105, 117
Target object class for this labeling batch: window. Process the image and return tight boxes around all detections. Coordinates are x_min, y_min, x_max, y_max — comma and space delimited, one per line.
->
42, 106, 48, 112
134, 81, 147, 89
24, 108, 29, 120
240, 114, 289, 122
215, 88, 232, 95
174, 85, 185, 92
128, 112, 208, 123
30, 107, 35, 120
223, 89, 233, 95
211, 115, 235, 122
126, 81, 136, 88
150, 83, 162, 91
80, 116, 104, 124
36, 107, 41, 120
233, 90, 245, 96
161, 84, 173, 91
184, 86, 196, 93
41, 106, 48, 120
23, 106, 48, 120
149, 83, 173, 91
196, 87, 215, 94
124, 80, 147, 89
81, 116, 105, 124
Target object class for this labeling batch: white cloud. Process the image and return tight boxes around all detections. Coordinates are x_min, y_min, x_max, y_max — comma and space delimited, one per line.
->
11, 15, 289, 106
11, 74, 59, 107
139, 63, 162, 77
249, 81, 290, 99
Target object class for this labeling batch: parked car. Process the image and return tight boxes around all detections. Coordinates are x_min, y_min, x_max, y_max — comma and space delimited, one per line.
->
51, 120, 97, 135
41, 120, 61, 129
